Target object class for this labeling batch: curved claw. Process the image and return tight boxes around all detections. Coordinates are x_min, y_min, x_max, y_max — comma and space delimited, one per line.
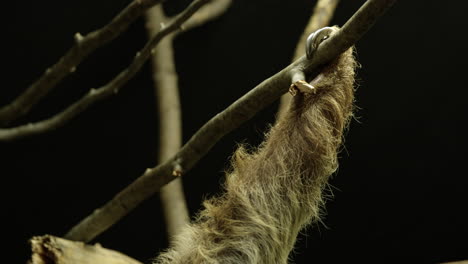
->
306, 27, 336, 60
289, 80, 316, 96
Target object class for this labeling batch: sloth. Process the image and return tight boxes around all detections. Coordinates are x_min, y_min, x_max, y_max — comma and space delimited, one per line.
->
154, 27, 357, 264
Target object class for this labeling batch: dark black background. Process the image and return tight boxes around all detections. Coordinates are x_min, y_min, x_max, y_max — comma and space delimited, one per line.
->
2, 0, 467, 263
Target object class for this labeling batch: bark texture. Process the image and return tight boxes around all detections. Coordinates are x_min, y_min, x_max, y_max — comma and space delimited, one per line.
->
28, 235, 142, 264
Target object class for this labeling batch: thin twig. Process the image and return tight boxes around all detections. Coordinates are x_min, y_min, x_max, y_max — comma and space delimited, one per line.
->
145, 5, 189, 240
64, 0, 397, 243
0, 0, 164, 125
178, 0, 232, 33
278, 0, 340, 119
0, 0, 212, 142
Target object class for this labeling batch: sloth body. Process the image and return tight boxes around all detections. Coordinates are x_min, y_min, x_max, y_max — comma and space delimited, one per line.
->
154, 30, 357, 263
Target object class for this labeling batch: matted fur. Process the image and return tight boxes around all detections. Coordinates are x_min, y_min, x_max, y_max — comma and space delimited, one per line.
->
154, 47, 357, 263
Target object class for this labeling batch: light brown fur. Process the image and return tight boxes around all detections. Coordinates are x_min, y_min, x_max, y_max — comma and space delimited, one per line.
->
154, 46, 357, 263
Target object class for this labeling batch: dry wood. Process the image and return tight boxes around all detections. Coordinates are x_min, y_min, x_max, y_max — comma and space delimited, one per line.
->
0, 0, 164, 125
144, 0, 231, 240
28, 235, 142, 264
179, 0, 231, 33
0, 0, 212, 142
145, 5, 189, 240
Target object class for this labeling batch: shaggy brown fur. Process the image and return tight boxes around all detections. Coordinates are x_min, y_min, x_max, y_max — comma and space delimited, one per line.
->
154, 46, 357, 263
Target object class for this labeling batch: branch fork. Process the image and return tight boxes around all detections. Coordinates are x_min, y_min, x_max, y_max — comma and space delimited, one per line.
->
0, 0, 165, 125
0, 0, 213, 142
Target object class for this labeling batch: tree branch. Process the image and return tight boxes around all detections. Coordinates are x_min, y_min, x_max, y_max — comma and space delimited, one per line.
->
28, 235, 142, 264
178, 0, 232, 33
278, 0, 340, 119
0, 0, 212, 142
0, 0, 164, 125
145, 5, 189, 240
293, 0, 340, 61
64, 0, 397, 243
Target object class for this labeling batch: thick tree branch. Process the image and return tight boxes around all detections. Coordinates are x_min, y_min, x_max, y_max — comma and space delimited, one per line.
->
145, 5, 189, 240
0, 0, 164, 125
0, 0, 212, 142
64, 0, 397, 243
278, 0, 340, 118
28, 235, 142, 264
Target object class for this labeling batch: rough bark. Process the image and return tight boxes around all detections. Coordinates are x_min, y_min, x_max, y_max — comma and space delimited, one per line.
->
28, 235, 142, 264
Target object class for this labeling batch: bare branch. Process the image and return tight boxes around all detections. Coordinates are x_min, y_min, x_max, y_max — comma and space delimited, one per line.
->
63, 0, 397, 243
0, 0, 165, 125
28, 235, 142, 264
145, 5, 189, 240
179, 0, 232, 32
278, 0, 340, 119
0, 0, 212, 142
